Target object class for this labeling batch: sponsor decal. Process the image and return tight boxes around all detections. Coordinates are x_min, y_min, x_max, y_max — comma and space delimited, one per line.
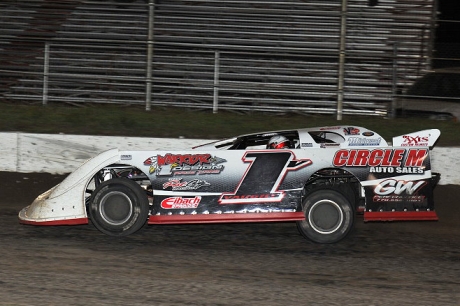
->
373, 179, 426, 203
219, 151, 312, 204
144, 153, 226, 176
160, 196, 201, 209
120, 155, 132, 160
301, 143, 313, 147
348, 137, 381, 146
362, 131, 375, 137
320, 143, 340, 148
401, 135, 429, 147
162, 178, 210, 191
369, 167, 424, 174
333, 149, 428, 169
221, 193, 280, 201
319, 126, 341, 130
343, 127, 360, 135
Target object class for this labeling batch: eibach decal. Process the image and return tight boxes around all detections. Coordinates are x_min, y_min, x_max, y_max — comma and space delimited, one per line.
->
333, 149, 428, 173
143, 153, 226, 176
373, 179, 427, 203
162, 178, 210, 191
160, 196, 202, 209
219, 151, 312, 204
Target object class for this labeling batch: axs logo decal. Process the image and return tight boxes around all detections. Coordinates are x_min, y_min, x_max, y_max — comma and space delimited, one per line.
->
402, 135, 429, 147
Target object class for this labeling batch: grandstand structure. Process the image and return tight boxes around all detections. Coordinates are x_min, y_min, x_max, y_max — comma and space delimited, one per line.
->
0, 0, 437, 116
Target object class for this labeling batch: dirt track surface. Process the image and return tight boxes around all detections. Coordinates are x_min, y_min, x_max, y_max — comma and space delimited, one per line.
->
1, 172, 459, 306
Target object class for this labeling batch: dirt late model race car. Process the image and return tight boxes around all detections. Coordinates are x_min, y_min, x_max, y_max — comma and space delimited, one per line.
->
19, 126, 441, 244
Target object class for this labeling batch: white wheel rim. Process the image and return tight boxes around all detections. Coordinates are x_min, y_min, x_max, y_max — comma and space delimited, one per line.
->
99, 191, 133, 226
308, 199, 344, 235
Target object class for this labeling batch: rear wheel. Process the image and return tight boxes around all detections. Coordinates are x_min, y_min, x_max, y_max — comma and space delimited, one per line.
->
89, 178, 149, 236
296, 188, 354, 243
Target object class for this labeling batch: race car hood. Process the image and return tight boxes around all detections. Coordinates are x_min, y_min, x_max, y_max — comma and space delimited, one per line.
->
19, 149, 121, 225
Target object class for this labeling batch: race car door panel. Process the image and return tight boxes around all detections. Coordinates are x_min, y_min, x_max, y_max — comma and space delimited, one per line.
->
138, 150, 313, 216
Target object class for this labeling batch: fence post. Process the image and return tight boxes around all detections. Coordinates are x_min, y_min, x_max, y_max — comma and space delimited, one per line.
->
43, 42, 50, 106
145, 0, 155, 111
337, 0, 347, 121
390, 42, 398, 119
213, 50, 220, 114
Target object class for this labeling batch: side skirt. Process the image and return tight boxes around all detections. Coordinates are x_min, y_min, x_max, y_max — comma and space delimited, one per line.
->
148, 212, 305, 224
19, 218, 89, 226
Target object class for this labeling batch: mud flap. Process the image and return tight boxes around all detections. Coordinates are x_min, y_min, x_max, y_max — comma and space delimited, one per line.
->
364, 173, 440, 222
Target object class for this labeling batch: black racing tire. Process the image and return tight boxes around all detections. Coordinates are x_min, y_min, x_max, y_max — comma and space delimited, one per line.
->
296, 188, 354, 244
89, 178, 149, 237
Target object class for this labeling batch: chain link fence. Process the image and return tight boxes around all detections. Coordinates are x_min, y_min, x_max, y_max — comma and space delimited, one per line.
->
1, 0, 456, 119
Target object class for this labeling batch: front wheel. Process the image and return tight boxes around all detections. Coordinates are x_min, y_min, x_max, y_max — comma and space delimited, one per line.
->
296, 188, 354, 243
89, 178, 149, 236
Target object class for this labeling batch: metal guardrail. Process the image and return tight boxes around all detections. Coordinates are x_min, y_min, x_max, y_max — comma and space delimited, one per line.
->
0, 0, 443, 119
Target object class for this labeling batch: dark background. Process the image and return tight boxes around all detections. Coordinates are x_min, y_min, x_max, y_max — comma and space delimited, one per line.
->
437, 0, 460, 41
435, 0, 460, 67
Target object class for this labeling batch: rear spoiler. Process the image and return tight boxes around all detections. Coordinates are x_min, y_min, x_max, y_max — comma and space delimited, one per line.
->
392, 129, 440, 148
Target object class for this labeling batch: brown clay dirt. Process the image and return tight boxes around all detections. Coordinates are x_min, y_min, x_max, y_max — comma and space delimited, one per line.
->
0, 171, 459, 305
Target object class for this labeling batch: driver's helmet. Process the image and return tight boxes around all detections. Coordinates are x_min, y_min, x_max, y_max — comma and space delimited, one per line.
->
267, 135, 290, 149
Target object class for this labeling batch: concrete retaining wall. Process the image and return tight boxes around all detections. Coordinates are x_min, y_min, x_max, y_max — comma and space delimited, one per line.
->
1, 132, 458, 185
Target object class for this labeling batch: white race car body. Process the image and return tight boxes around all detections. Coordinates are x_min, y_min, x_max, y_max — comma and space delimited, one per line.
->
19, 126, 441, 243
